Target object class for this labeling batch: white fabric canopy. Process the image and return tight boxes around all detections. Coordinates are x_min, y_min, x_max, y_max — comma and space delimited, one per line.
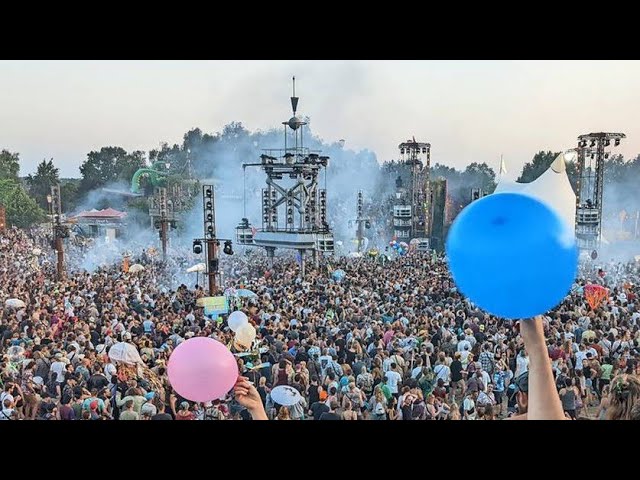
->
108, 342, 144, 365
492, 153, 576, 231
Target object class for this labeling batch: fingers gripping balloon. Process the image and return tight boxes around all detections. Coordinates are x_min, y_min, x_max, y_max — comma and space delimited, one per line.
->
446, 193, 578, 319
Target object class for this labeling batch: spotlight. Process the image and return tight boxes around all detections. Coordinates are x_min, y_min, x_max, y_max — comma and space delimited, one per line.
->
615, 138, 621, 146
590, 140, 596, 148
205, 188, 212, 198
206, 201, 213, 209
192, 240, 203, 255
207, 213, 213, 222
604, 139, 610, 147
365, 221, 371, 229
207, 225, 214, 235
223, 240, 233, 255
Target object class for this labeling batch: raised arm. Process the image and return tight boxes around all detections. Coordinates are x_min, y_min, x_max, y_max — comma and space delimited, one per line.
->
234, 376, 268, 420
519, 316, 565, 420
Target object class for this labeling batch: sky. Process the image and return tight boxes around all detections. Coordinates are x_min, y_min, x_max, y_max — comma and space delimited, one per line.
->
1, 60, 639, 179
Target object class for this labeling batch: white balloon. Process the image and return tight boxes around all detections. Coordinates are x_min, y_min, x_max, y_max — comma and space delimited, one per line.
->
228, 310, 249, 333
235, 323, 256, 349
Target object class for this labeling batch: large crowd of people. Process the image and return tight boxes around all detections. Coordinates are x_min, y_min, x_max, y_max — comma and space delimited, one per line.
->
1, 225, 639, 420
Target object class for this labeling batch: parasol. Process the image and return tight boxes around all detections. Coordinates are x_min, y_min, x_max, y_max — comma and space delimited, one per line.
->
128, 264, 145, 273
108, 341, 144, 365
5, 298, 26, 309
187, 263, 206, 273
270, 385, 302, 406
235, 289, 258, 298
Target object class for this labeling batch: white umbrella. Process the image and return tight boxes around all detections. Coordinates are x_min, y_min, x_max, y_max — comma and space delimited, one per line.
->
5, 298, 26, 309
128, 264, 145, 273
187, 263, 206, 273
108, 342, 143, 365
270, 385, 302, 406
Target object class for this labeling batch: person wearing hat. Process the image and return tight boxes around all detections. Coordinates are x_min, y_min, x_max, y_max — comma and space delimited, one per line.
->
140, 393, 157, 417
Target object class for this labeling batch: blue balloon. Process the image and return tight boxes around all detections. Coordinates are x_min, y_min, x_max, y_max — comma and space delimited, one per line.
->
446, 193, 578, 319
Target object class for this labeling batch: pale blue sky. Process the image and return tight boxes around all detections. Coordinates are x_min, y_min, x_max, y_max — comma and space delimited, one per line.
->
1, 60, 639, 179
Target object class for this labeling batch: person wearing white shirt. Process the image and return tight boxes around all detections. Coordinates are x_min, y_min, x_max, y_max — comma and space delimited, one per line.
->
411, 358, 425, 379
385, 363, 402, 394
434, 355, 451, 385
457, 338, 471, 352
50, 354, 68, 383
382, 356, 392, 373
574, 346, 588, 370
480, 369, 492, 392
515, 350, 529, 378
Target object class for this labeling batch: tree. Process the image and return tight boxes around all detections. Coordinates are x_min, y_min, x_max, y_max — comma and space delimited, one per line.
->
0, 179, 45, 228
60, 180, 80, 213
79, 147, 147, 194
517, 151, 561, 183
26, 158, 60, 210
461, 162, 496, 193
0, 149, 20, 181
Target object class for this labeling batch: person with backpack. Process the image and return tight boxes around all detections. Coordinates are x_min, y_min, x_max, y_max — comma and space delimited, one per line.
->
479, 343, 495, 376
369, 387, 387, 420
356, 365, 374, 398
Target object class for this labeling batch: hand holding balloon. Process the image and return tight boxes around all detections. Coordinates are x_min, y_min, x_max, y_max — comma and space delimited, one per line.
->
234, 375, 267, 420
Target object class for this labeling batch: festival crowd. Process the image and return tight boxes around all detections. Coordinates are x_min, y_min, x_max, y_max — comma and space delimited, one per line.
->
1, 225, 640, 420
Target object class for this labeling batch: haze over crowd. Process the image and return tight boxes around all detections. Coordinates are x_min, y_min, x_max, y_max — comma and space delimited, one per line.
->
2, 60, 640, 178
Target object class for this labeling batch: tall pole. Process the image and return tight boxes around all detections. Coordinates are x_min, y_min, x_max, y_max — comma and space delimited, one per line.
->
158, 187, 169, 262
207, 239, 217, 296
50, 185, 64, 281
160, 219, 168, 262
203, 185, 218, 296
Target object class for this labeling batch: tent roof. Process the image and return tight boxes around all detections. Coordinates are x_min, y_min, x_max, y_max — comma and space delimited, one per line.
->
492, 153, 576, 230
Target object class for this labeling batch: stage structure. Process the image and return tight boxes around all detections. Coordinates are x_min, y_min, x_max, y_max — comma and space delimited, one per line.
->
235, 78, 334, 277
429, 178, 449, 251
392, 138, 431, 241
575, 132, 625, 251
349, 190, 371, 253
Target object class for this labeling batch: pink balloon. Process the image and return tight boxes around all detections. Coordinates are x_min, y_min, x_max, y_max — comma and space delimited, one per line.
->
167, 337, 238, 403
